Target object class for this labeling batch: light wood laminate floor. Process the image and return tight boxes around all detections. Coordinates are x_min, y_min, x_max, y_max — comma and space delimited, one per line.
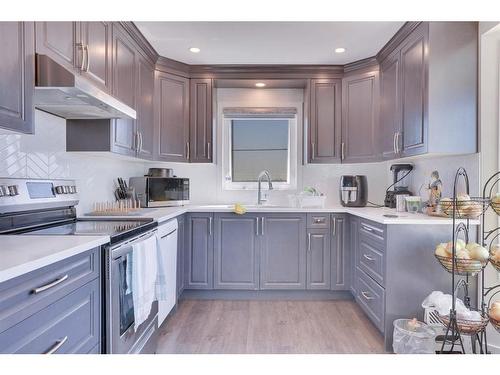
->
156, 299, 385, 354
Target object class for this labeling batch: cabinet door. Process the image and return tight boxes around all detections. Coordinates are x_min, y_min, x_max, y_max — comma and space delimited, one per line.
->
331, 214, 349, 291
79, 22, 112, 92
186, 213, 214, 289
309, 79, 341, 163
349, 216, 359, 295
136, 56, 155, 160
306, 229, 331, 290
189, 78, 213, 163
342, 71, 379, 163
400, 24, 428, 157
214, 214, 260, 290
379, 51, 401, 160
156, 72, 189, 162
176, 215, 186, 297
111, 25, 136, 156
0, 22, 34, 134
260, 214, 306, 290
35, 22, 79, 72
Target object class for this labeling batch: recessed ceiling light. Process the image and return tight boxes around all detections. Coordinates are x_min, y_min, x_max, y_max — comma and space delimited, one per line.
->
335, 47, 346, 54
189, 47, 201, 53
255, 82, 266, 88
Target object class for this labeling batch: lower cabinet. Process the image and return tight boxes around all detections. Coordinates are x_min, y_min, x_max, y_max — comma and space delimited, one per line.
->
260, 214, 307, 290
185, 213, 214, 289
330, 214, 350, 291
214, 213, 260, 290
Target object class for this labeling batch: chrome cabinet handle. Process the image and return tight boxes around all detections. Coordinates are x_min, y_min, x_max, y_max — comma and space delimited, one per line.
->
332, 217, 336, 236
208, 217, 212, 236
313, 217, 326, 224
255, 217, 259, 236
44, 336, 68, 354
308, 233, 312, 252
362, 225, 373, 232
207, 142, 211, 159
311, 142, 315, 160
361, 291, 375, 301
363, 254, 375, 261
396, 132, 401, 154
78, 43, 86, 71
393, 132, 397, 155
341, 142, 345, 161
261, 217, 265, 236
32, 274, 69, 294
186, 142, 190, 160
85, 44, 90, 72
138, 132, 143, 153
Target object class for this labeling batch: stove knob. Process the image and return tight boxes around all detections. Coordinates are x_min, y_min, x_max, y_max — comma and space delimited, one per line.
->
70, 186, 77, 194
63, 186, 70, 194
55, 186, 65, 194
8, 185, 19, 196
0, 185, 6, 197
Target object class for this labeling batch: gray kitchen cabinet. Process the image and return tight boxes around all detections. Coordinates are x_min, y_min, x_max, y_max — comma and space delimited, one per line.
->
0, 278, 100, 354
341, 70, 380, 163
35, 22, 79, 72
379, 50, 401, 160
306, 228, 331, 290
78, 22, 113, 93
330, 214, 349, 291
0, 22, 35, 134
0, 247, 100, 354
155, 72, 190, 162
190, 78, 213, 163
176, 215, 186, 297
308, 79, 342, 163
111, 24, 137, 157
186, 213, 214, 289
214, 213, 260, 290
399, 25, 428, 157
349, 215, 359, 295
260, 214, 307, 290
136, 55, 155, 160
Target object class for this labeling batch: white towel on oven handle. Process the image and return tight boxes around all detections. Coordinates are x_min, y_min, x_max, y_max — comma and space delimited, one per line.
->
132, 234, 158, 330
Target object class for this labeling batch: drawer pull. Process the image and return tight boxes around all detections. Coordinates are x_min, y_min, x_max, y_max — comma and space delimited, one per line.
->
361, 291, 375, 301
313, 217, 326, 224
362, 225, 373, 232
44, 336, 68, 354
363, 254, 375, 261
32, 274, 69, 294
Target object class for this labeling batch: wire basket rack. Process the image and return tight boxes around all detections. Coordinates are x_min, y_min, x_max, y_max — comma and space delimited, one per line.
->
438, 311, 490, 336
438, 197, 490, 219
435, 254, 488, 277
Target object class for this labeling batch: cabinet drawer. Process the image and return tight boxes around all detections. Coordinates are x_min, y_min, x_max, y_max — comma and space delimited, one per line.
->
306, 214, 330, 229
358, 219, 385, 244
357, 233, 385, 286
356, 267, 385, 333
0, 278, 100, 354
0, 247, 100, 332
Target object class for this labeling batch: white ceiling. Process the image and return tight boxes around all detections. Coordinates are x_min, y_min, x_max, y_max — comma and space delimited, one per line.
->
135, 22, 404, 65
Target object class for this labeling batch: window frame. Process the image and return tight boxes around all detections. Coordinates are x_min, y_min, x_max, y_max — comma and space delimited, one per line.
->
222, 114, 298, 191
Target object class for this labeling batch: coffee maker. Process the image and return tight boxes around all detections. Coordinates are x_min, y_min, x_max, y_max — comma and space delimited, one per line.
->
339, 175, 368, 207
384, 164, 414, 208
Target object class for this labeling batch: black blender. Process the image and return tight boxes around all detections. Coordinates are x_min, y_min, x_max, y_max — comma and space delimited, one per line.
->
384, 164, 414, 208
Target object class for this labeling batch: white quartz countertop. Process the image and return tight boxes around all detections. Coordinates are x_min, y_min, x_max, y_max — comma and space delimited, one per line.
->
80, 204, 479, 226
0, 235, 109, 283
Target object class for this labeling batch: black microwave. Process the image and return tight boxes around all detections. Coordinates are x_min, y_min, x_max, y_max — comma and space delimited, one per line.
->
129, 177, 189, 207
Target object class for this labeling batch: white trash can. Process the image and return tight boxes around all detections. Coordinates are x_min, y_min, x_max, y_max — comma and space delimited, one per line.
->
393, 318, 436, 354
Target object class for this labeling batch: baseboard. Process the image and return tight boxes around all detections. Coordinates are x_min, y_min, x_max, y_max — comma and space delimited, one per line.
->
179, 289, 354, 301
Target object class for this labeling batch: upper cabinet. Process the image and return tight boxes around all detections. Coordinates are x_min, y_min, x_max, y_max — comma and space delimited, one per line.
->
136, 55, 155, 160
78, 22, 113, 93
155, 72, 190, 162
189, 78, 213, 163
35, 22, 78, 72
378, 22, 477, 159
341, 70, 380, 163
0, 22, 35, 134
308, 79, 342, 163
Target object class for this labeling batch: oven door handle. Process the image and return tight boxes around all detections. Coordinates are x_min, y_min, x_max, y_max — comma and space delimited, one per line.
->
111, 230, 157, 260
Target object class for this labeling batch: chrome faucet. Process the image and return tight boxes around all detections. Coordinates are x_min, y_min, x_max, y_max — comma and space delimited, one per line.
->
257, 170, 273, 205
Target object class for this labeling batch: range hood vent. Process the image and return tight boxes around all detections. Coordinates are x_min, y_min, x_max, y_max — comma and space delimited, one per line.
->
34, 55, 136, 120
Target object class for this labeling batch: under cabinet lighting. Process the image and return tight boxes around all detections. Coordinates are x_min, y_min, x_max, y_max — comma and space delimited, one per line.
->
335, 47, 346, 53
189, 47, 201, 53
255, 82, 266, 88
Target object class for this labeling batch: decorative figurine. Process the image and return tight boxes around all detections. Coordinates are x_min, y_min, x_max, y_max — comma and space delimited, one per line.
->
428, 170, 442, 209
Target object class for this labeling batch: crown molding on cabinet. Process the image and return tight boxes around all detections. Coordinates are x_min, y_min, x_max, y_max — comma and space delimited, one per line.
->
155, 56, 191, 78
376, 21, 422, 62
123, 22, 159, 64
343, 56, 379, 75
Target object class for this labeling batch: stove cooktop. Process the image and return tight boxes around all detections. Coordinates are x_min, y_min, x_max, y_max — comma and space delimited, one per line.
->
24, 219, 157, 244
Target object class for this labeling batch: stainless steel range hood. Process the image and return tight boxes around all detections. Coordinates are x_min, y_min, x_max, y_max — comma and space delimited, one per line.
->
34, 55, 136, 120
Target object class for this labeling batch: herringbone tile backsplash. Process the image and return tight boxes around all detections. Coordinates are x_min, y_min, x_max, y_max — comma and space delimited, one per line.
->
0, 110, 146, 214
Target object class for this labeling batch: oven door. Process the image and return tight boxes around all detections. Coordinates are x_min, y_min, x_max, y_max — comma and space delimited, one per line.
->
146, 178, 189, 207
106, 230, 158, 354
